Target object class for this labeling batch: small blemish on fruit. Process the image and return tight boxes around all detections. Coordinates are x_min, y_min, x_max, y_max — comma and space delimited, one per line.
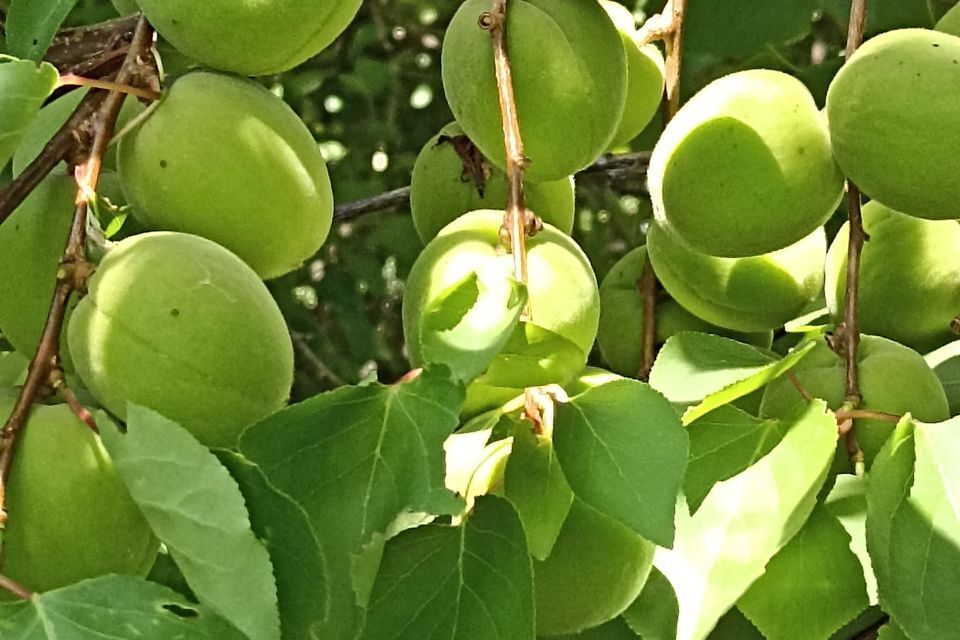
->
170, 308, 180, 317
159, 160, 168, 168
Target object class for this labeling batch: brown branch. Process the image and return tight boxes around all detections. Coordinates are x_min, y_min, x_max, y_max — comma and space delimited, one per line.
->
835, 409, 902, 424
0, 18, 155, 539
664, 0, 688, 122
638, 260, 658, 380
45, 15, 139, 74
0, 573, 33, 601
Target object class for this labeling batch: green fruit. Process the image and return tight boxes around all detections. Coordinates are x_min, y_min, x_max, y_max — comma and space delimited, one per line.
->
649, 69, 843, 257
925, 341, 960, 415
403, 210, 599, 388
410, 122, 575, 242
601, 1, 665, 148
68, 232, 294, 448
598, 246, 772, 376
0, 176, 76, 363
937, 3, 960, 37
135, 0, 362, 75
118, 71, 334, 279
0, 399, 157, 593
825, 200, 960, 354
646, 222, 826, 332
13, 89, 144, 176
534, 499, 654, 636
760, 335, 949, 466
441, 0, 627, 181
826, 29, 960, 220
109, 0, 140, 15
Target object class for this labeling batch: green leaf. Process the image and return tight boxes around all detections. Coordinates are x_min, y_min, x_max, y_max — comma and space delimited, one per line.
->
554, 378, 689, 547
622, 567, 679, 640
685, 0, 818, 58
824, 475, 877, 605
926, 340, 960, 415
0, 575, 246, 639
478, 323, 587, 389
0, 57, 58, 170
6, 0, 78, 61
821, 0, 940, 34
877, 622, 911, 640
101, 405, 280, 640
737, 505, 869, 640
217, 451, 328, 640
551, 617, 640, 639
868, 416, 960, 640
360, 496, 535, 640
503, 426, 574, 560
239, 367, 464, 639
0, 351, 28, 388
654, 400, 838, 640
707, 609, 764, 639
684, 405, 787, 513
419, 270, 526, 384
649, 333, 815, 425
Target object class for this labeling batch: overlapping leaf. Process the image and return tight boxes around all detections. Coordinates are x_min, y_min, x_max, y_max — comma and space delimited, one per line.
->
101, 405, 280, 640
0, 56, 58, 170
5, 1, 78, 60
824, 475, 877, 605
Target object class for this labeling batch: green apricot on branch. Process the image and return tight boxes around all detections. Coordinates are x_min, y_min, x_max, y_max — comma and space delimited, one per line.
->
937, 3, 960, 37
410, 122, 575, 243
134, 0, 362, 75
0, 400, 158, 594
534, 499, 654, 636
600, 1, 666, 148
649, 69, 844, 257
403, 210, 599, 389
826, 29, 960, 220
67, 232, 295, 448
646, 222, 827, 333
441, 0, 627, 182
760, 336, 949, 466
0, 176, 77, 365
825, 200, 960, 354
597, 246, 772, 376
118, 71, 334, 279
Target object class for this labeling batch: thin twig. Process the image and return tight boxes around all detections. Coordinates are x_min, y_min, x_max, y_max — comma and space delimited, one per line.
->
0, 18, 155, 535
0, 573, 33, 601
57, 73, 161, 101
291, 332, 346, 387
787, 371, 815, 403
663, 0, 688, 122
637, 260, 658, 380
835, 409, 902, 425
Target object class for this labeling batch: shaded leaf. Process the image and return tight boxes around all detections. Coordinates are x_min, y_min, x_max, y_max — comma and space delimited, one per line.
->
622, 567, 679, 640
101, 405, 279, 640
361, 496, 534, 640
479, 323, 587, 389
551, 617, 639, 639
6, 0, 77, 61
0, 57, 58, 169
554, 379, 689, 547
824, 475, 877, 605
0, 575, 246, 639
926, 340, 960, 415
654, 401, 837, 640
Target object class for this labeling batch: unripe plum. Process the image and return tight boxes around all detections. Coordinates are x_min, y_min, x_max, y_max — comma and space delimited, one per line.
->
67, 232, 294, 448
410, 123, 574, 242
441, 0, 627, 182
534, 499, 654, 636
646, 222, 826, 332
134, 0, 362, 76
826, 29, 960, 220
598, 246, 772, 376
0, 176, 76, 364
403, 210, 599, 389
760, 335, 949, 466
649, 69, 844, 257
0, 399, 157, 594
601, 1, 666, 148
118, 71, 334, 279
937, 3, 960, 37
825, 200, 960, 354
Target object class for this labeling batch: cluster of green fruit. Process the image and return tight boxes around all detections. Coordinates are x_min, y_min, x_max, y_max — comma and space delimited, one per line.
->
0, 0, 360, 598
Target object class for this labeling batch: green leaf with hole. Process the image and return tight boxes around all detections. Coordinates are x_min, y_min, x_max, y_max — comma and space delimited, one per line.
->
239, 367, 464, 640
0, 56, 58, 170
0, 575, 247, 639
654, 400, 837, 640
360, 496, 534, 640
6, 0, 78, 61
101, 405, 280, 640
554, 378, 689, 547
650, 333, 816, 425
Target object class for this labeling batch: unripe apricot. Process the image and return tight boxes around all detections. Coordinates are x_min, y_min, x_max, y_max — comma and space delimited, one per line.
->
442, 0, 627, 182
0, 176, 76, 364
937, 3, 960, 37
825, 201, 960, 354
649, 69, 844, 257
598, 246, 772, 376
135, 0, 362, 75
534, 499, 654, 636
410, 123, 574, 242
646, 222, 826, 332
601, 1, 666, 148
826, 29, 960, 220
760, 336, 949, 466
109, 0, 139, 15
118, 71, 333, 279
0, 400, 157, 593
68, 232, 294, 448
403, 210, 599, 388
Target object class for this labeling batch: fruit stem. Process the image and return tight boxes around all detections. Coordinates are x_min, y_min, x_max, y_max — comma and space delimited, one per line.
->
0, 573, 33, 601
663, 0, 688, 123
0, 16, 155, 541
57, 73, 161, 102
